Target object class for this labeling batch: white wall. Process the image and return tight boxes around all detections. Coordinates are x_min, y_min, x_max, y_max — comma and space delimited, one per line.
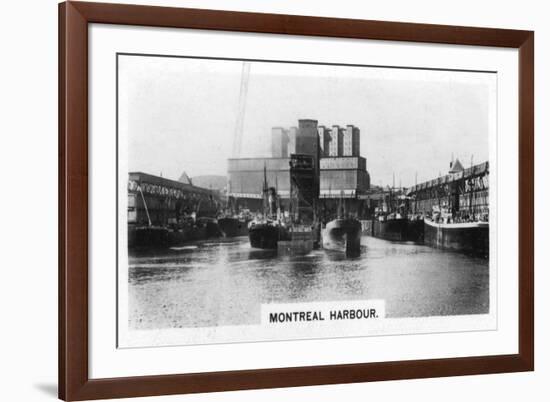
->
0, 0, 546, 401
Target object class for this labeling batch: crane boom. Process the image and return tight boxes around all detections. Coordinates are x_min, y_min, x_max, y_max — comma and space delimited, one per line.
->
231, 62, 251, 158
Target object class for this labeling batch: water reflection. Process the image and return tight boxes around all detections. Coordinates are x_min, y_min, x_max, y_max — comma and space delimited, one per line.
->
128, 236, 489, 329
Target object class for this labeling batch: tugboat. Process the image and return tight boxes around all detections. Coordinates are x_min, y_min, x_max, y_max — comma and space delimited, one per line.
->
322, 192, 362, 255
248, 168, 290, 249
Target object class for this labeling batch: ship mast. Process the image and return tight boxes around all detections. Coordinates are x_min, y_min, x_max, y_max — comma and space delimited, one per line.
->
469, 154, 474, 216
231, 62, 251, 158
262, 164, 268, 218
138, 185, 152, 227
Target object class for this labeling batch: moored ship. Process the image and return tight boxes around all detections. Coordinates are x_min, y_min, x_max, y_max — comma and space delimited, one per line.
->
218, 216, 251, 237
423, 209, 488, 256
409, 159, 490, 256
372, 214, 424, 242
128, 225, 169, 248
127, 172, 223, 249
322, 191, 361, 255
406, 215, 425, 242
372, 214, 407, 241
129, 216, 222, 249
370, 188, 424, 242
248, 219, 290, 249
322, 218, 362, 255
248, 168, 290, 249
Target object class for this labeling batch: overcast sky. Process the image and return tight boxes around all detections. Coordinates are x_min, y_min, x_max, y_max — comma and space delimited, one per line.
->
120, 55, 494, 187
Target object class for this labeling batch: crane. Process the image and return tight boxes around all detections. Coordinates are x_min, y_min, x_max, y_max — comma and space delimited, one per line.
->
231, 61, 251, 158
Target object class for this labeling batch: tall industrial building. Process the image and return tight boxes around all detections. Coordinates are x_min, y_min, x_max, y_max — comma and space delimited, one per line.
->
317, 126, 330, 157
227, 119, 370, 216
343, 125, 360, 156
328, 125, 343, 157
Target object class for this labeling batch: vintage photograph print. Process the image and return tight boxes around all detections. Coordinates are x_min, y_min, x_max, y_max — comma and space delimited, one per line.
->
117, 54, 495, 348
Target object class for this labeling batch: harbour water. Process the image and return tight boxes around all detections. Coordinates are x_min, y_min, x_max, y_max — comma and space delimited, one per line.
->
128, 236, 489, 330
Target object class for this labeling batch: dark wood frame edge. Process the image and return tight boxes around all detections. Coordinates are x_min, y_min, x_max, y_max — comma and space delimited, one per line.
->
58, 1, 534, 400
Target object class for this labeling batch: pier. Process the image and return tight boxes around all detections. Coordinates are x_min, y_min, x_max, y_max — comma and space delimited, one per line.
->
407, 160, 489, 220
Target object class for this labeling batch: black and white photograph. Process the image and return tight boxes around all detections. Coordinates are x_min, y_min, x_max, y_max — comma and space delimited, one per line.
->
118, 53, 495, 347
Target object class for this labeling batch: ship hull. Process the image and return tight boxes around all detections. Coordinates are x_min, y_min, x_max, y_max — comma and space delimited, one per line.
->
128, 218, 221, 249
322, 218, 362, 255
423, 218, 489, 256
406, 219, 425, 242
373, 218, 408, 241
372, 218, 424, 242
248, 223, 290, 249
128, 226, 169, 249
218, 217, 249, 237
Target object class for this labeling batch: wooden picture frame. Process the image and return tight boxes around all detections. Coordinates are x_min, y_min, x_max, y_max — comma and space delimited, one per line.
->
59, 1, 534, 400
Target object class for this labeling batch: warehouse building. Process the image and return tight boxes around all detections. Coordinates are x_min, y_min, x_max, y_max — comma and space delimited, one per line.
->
227, 119, 370, 217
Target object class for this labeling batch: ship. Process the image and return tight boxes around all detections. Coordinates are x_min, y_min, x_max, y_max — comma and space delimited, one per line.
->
248, 167, 290, 249
128, 225, 169, 248
406, 215, 425, 242
128, 179, 222, 249
322, 192, 361, 255
218, 216, 250, 237
322, 218, 362, 255
423, 208, 489, 256
372, 213, 407, 241
418, 159, 489, 256
371, 190, 424, 242
218, 190, 252, 238
129, 216, 222, 249
249, 219, 290, 249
